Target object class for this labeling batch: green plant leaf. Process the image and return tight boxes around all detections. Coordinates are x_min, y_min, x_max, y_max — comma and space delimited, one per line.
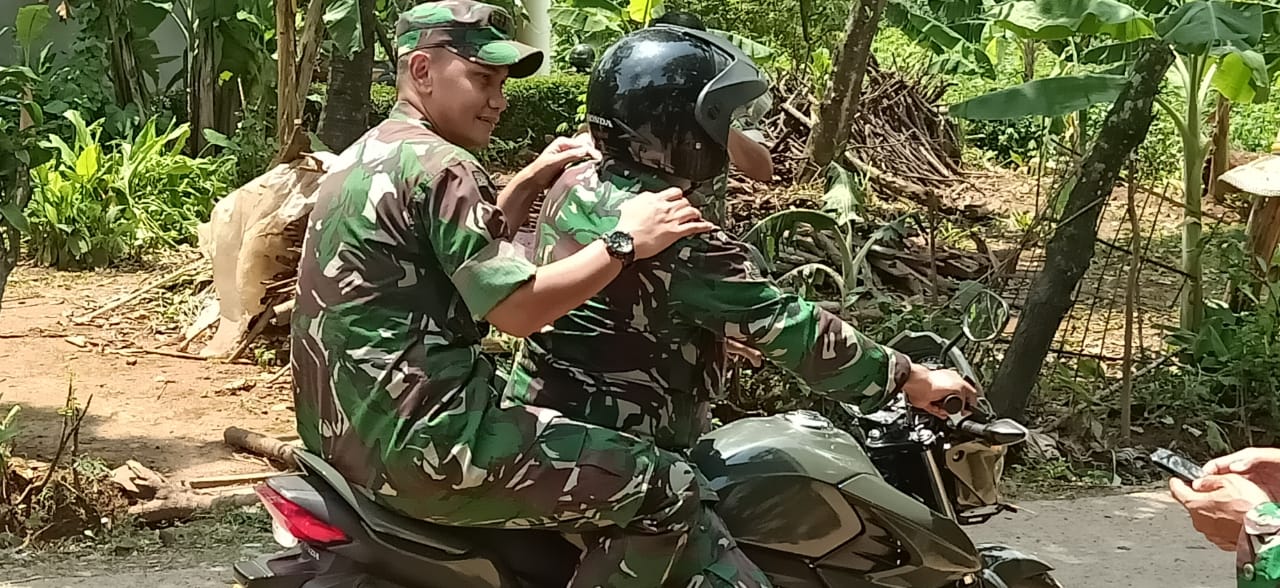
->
16, 4, 51, 54
1211, 47, 1270, 103
0, 202, 29, 233
709, 29, 776, 64
779, 263, 847, 299
309, 132, 331, 152
626, 0, 661, 23
743, 209, 855, 292
202, 129, 235, 149
549, 6, 625, 36
1205, 420, 1230, 453
128, 0, 174, 33
324, 0, 365, 57
1157, 0, 1263, 54
1079, 39, 1144, 64
989, 0, 1155, 41
822, 163, 864, 225
949, 74, 1130, 120
884, 2, 995, 77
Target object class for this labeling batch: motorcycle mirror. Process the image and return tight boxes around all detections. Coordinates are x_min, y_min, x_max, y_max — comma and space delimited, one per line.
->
961, 290, 1010, 343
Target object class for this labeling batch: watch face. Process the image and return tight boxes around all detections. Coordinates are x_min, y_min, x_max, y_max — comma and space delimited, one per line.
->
608, 231, 634, 254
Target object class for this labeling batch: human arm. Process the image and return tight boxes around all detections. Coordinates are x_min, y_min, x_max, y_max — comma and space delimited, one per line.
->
424, 163, 713, 338
727, 127, 773, 182
496, 137, 601, 234
667, 234, 974, 415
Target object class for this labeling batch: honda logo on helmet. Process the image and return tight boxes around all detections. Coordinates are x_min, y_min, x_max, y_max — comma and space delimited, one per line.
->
587, 114, 614, 128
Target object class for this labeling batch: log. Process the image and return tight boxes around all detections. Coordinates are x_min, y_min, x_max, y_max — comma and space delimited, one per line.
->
128, 491, 260, 525
224, 426, 298, 468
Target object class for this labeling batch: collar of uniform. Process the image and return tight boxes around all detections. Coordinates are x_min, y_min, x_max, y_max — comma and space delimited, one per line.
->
598, 159, 678, 193
388, 101, 433, 128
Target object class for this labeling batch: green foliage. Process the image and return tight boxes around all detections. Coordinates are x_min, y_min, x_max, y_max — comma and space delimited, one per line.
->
883, 0, 995, 77
1160, 240, 1280, 447
309, 76, 588, 168
1157, 0, 1263, 54
988, 0, 1155, 42
492, 73, 589, 146
26, 111, 232, 269
325, 0, 366, 57
200, 105, 277, 186
370, 83, 398, 116
15, 4, 52, 66
951, 74, 1130, 120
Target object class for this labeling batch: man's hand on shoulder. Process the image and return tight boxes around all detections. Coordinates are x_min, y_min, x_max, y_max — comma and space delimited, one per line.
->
517, 136, 602, 194
615, 188, 715, 260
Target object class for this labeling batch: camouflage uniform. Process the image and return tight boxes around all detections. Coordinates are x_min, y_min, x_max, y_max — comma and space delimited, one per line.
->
504, 161, 912, 586
292, 3, 716, 587
1239, 502, 1280, 587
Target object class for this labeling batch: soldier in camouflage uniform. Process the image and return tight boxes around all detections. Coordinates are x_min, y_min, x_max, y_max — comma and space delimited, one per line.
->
505, 25, 978, 587
291, 3, 729, 587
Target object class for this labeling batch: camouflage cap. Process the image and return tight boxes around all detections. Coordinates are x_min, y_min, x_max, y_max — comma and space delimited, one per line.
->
396, 0, 543, 78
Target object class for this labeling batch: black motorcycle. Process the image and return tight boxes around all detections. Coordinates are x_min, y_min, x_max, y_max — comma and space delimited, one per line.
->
234, 289, 1060, 587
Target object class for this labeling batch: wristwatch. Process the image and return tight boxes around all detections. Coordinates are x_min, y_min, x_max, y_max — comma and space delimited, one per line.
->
599, 230, 635, 267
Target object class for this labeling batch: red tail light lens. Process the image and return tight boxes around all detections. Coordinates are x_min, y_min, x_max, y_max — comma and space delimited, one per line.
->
255, 483, 350, 546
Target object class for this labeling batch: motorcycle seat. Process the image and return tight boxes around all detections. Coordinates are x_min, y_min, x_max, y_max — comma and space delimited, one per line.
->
292, 449, 475, 556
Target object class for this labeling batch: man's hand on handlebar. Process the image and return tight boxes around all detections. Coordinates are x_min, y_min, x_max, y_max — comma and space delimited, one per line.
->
901, 363, 979, 419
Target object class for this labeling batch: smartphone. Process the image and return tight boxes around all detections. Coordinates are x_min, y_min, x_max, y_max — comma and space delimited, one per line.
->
1150, 448, 1205, 483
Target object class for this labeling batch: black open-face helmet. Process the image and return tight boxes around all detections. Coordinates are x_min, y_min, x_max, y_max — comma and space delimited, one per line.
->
568, 43, 596, 72
586, 25, 768, 183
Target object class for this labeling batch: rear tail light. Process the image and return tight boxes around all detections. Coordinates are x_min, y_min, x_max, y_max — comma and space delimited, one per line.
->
255, 483, 350, 547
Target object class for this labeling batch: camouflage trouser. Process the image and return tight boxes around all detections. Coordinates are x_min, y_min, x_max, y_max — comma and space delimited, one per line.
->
375, 404, 771, 588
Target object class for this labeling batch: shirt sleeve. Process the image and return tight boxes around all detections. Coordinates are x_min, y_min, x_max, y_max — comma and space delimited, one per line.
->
420, 161, 536, 320
1240, 502, 1280, 585
665, 231, 910, 413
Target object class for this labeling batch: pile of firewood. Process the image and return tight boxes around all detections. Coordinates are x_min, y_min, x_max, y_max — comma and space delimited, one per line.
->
747, 61, 964, 208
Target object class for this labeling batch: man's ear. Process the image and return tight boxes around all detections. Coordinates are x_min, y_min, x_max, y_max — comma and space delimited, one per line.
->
409, 51, 433, 93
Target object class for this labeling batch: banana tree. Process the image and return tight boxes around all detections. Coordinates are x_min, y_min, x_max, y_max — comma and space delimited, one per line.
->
1154, 1, 1270, 331
949, 0, 1272, 333
883, 0, 996, 78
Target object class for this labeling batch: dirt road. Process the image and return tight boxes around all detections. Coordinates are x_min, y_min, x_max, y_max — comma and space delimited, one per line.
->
0, 491, 1234, 587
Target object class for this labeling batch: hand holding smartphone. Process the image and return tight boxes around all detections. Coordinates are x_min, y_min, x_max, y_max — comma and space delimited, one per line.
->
1151, 448, 1205, 483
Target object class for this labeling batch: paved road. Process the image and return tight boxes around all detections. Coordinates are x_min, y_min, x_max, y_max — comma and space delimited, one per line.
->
0, 491, 1234, 587
970, 491, 1229, 587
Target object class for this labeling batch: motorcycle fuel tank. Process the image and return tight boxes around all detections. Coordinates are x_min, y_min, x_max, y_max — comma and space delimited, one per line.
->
692, 411, 982, 586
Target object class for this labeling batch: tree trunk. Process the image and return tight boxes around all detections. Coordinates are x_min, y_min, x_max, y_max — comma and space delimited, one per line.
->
518, 0, 552, 76
987, 41, 1175, 420
0, 173, 28, 314
806, 0, 887, 172
318, 0, 376, 152
276, 0, 298, 149
1022, 39, 1036, 83
275, 0, 326, 165
189, 17, 217, 154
